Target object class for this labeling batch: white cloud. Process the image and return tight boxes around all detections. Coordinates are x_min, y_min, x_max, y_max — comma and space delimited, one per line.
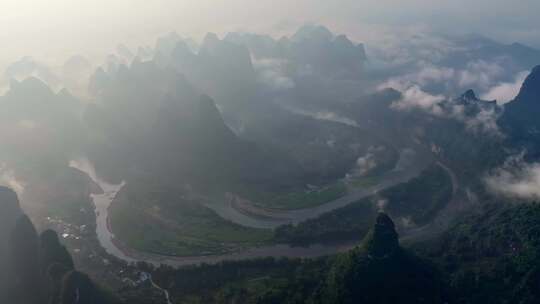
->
313, 111, 359, 127
462, 107, 502, 136
414, 64, 455, 86
281, 104, 359, 127
482, 71, 529, 104
364, 28, 466, 68
17, 119, 37, 129
380, 60, 507, 136
387, 83, 445, 116
0, 164, 25, 195
253, 58, 295, 90
346, 146, 388, 179
382, 82, 503, 136
485, 153, 540, 200
457, 60, 504, 90
376, 198, 388, 211
354, 153, 377, 175
383, 60, 507, 97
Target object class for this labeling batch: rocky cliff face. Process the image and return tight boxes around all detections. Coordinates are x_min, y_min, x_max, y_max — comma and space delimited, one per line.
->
499, 66, 540, 151
363, 213, 400, 259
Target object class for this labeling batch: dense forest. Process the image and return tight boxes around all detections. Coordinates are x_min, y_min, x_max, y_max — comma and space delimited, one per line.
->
4, 184, 540, 303
137, 204, 540, 304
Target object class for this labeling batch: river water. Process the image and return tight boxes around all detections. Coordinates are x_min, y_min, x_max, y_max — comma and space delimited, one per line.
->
69, 159, 135, 263
68, 143, 431, 267
205, 146, 433, 229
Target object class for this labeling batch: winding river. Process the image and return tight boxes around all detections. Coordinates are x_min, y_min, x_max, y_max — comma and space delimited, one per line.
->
68, 141, 432, 267
205, 146, 433, 229
69, 159, 135, 263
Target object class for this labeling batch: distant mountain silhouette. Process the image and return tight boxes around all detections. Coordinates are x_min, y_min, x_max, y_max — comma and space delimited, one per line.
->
0, 188, 116, 304
0, 77, 84, 177
225, 25, 367, 78
5, 57, 61, 89
84, 61, 301, 190
0, 186, 21, 298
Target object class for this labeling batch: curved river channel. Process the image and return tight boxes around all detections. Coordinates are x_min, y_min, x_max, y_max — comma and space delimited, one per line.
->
69, 143, 433, 267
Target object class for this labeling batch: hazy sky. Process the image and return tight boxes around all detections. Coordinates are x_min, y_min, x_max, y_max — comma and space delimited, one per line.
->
1, 0, 539, 65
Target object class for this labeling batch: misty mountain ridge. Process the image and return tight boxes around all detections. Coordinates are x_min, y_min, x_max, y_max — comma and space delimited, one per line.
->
499, 65, 540, 153
84, 60, 307, 193
2, 21, 540, 304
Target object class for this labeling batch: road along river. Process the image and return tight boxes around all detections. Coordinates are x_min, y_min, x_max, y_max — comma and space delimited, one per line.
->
205, 145, 434, 229
69, 143, 432, 267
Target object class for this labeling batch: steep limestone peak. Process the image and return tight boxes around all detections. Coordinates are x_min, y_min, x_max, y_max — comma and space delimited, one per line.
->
363, 213, 399, 258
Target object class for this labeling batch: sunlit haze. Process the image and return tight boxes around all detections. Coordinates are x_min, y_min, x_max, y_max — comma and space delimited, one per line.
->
2, 0, 540, 64
2, 2, 540, 303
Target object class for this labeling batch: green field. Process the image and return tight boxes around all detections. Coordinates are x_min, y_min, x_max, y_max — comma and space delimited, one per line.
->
258, 182, 348, 210
275, 163, 453, 245
109, 181, 273, 256
348, 176, 379, 189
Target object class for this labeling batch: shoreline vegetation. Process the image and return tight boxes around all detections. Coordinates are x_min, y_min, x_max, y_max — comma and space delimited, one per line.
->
102, 159, 452, 261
